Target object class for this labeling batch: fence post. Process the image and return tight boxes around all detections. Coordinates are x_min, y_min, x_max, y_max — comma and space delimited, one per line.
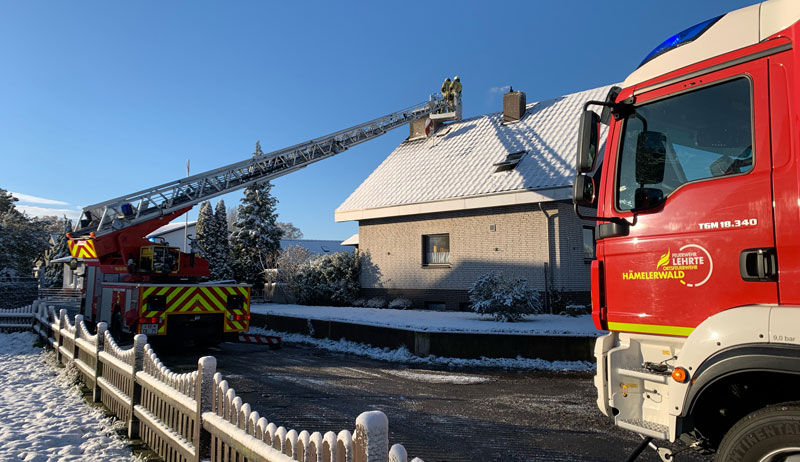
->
31, 301, 40, 338
92, 322, 107, 403
56, 309, 67, 363
389, 444, 408, 462
194, 356, 216, 462
30, 301, 38, 332
354, 411, 388, 462
128, 333, 147, 439
72, 314, 83, 361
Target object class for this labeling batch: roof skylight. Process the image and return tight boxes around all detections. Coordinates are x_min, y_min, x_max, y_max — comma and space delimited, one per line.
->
493, 150, 526, 172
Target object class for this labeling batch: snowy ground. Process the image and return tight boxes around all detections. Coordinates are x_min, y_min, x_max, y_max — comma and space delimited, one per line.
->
251, 303, 602, 337
0, 332, 135, 462
247, 326, 594, 371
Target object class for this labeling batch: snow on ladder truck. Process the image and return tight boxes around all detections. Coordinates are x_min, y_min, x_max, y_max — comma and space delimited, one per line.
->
66, 84, 460, 344
574, 1, 800, 460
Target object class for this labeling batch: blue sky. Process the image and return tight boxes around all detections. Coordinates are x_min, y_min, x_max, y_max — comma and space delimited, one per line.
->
0, 0, 754, 239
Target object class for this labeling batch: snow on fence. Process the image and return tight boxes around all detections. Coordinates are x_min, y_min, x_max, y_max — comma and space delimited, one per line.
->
24, 301, 424, 462
0, 303, 35, 331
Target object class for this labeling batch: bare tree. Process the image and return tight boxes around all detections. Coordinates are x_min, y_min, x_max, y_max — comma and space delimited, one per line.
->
276, 245, 312, 300
277, 222, 303, 239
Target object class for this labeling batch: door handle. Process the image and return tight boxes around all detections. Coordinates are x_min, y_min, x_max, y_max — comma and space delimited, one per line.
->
739, 248, 777, 282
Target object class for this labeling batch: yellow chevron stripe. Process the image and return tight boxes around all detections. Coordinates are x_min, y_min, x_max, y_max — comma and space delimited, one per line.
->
200, 288, 226, 311
607, 322, 695, 337
213, 286, 228, 302
178, 293, 210, 312
237, 286, 247, 297
170, 288, 195, 311
167, 287, 185, 303
178, 293, 198, 312
195, 295, 213, 311
143, 287, 157, 298
157, 287, 170, 296
226, 287, 236, 295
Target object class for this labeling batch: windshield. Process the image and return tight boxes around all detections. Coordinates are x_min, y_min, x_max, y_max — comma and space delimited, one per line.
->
615, 77, 753, 211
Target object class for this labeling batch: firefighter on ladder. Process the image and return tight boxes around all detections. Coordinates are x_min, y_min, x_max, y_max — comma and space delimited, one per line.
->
450, 76, 462, 119
440, 77, 452, 112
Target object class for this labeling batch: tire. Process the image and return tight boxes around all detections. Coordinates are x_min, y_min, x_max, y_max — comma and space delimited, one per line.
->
715, 401, 800, 462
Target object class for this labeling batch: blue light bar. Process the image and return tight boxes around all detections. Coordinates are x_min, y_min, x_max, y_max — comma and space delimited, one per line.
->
638, 15, 724, 68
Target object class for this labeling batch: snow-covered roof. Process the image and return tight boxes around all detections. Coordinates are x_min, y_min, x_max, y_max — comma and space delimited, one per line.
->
280, 239, 351, 255
335, 84, 614, 222
148, 221, 197, 237
340, 234, 359, 246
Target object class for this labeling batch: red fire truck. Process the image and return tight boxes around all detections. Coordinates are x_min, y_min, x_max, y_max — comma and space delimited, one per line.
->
574, 1, 800, 459
66, 85, 457, 343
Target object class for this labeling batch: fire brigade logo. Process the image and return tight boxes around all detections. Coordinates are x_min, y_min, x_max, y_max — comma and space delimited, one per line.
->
622, 244, 713, 287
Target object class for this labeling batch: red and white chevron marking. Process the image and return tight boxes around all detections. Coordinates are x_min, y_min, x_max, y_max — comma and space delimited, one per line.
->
237, 334, 282, 346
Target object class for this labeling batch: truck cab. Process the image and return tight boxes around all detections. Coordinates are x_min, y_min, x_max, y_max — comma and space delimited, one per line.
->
576, 1, 800, 458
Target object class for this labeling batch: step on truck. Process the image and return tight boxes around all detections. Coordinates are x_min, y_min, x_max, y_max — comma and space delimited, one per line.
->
574, 1, 800, 460
65, 82, 460, 343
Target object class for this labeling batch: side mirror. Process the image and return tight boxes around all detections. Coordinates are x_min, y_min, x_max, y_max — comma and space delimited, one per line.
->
573, 174, 596, 206
577, 110, 600, 173
635, 131, 667, 185
600, 86, 622, 125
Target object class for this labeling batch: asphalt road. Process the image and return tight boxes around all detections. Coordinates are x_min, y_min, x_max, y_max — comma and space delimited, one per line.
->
153, 340, 710, 462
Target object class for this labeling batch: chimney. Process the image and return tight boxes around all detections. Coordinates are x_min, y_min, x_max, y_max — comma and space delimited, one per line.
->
503, 87, 526, 123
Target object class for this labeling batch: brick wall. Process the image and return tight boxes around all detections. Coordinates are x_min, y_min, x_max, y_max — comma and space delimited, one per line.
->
357, 200, 592, 310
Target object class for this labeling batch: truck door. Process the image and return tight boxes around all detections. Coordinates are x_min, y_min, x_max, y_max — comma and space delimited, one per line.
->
599, 60, 777, 334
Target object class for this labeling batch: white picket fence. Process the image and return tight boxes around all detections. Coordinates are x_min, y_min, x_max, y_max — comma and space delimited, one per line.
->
1, 301, 423, 462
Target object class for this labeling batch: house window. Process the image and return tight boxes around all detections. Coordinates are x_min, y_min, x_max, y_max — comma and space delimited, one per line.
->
422, 234, 450, 265
583, 227, 595, 260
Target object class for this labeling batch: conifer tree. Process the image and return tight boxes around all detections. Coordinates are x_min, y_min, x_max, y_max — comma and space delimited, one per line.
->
195, 200, 215, 258
213, 200, 234, 280
196, 200, 237, 281
44, 217, 71, 288
230, 143, 282, 287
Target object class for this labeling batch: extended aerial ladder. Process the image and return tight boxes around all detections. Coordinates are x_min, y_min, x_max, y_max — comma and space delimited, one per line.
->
66, 85, 460, 341
74, 93, 457, 241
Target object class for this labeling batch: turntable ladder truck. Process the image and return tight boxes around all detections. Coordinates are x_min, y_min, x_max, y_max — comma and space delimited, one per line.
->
67, 87, 459, 342
574, 1, 800, 460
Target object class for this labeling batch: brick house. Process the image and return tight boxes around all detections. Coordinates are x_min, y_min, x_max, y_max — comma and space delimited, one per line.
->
335, 85, 612, 311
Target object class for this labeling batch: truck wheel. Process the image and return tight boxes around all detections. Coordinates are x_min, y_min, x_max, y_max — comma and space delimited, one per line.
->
715, 401, 800, 462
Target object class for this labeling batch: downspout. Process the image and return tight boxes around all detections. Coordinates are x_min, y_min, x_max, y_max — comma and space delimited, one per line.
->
538, 202, 553, 314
